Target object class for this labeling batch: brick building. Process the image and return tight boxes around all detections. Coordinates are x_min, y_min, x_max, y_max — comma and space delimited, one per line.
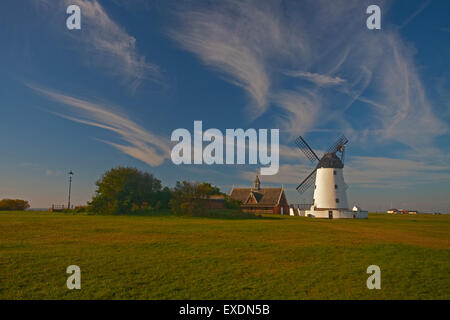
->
229, 176, 290, 215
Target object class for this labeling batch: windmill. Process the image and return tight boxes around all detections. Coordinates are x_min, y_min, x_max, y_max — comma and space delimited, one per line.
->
294, 135, 367, 219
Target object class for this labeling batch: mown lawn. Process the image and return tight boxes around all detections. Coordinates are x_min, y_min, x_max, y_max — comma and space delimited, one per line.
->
0, 211, 448, 299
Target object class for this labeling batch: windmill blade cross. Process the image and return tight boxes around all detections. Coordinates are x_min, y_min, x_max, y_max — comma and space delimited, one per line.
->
296, 169, 317, 194
327, 134, 349, 154
295, 136, 320, 163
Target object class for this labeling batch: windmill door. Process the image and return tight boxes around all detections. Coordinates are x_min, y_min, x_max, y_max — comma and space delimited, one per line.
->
328, 211, 333, 219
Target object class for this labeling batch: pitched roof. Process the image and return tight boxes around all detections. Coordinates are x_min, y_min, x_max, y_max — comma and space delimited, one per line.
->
230, 188, 284, 206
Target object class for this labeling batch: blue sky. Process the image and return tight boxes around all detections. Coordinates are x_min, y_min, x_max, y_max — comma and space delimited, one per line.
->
0, 0, 449, 212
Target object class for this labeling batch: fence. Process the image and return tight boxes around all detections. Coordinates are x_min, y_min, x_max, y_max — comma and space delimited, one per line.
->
290, 203, 313, 210
50, 204, 73, 212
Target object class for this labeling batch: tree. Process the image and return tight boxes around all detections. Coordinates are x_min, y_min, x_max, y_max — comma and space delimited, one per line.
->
196, 182, 221, 197
88, 167, 162, 214
154, 187, 173, 210
0, 199, 30, 211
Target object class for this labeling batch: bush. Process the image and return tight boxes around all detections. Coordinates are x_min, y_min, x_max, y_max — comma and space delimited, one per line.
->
169, 181, 224, 216
0, 199, 30, 211
225, 196, 242, 210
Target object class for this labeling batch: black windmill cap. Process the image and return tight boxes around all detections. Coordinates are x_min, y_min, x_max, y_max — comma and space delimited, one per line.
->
317, 152, 344, 169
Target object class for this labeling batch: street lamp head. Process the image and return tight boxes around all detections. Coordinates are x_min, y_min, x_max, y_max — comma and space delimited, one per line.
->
68, 170, 73, 177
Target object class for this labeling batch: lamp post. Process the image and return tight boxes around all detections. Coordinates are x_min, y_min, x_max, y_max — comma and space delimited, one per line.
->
68, 170, 73, 209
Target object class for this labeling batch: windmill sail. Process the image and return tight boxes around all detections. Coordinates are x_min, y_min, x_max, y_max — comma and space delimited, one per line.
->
327, 134, 348, 154
296, 169, 317, 194
295, 136, 320, 163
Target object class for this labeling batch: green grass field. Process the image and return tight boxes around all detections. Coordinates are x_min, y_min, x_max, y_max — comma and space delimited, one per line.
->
0, 211, 449, 299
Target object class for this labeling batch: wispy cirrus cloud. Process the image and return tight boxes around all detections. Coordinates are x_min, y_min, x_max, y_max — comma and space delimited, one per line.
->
283, 71, 346, 87
34, 0, 160, 90
169, 9, 267, 116
274, 89, 322, 138
168, 0, 309, 117
70, 0, 160, 90
27, 84, 170, 166
169, 0, 447, 153
342, 156, 450, 194
369, 33, 448, 147
398, 0, 433, 29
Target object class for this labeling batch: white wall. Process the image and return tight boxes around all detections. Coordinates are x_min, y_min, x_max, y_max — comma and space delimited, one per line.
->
313, 168, 349, 210
305, 209, 368, 219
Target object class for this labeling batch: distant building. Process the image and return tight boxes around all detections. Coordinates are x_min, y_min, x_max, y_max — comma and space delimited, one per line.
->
387, 208, 398, 214
388, 209, 419, 214
229, 176, 290, 215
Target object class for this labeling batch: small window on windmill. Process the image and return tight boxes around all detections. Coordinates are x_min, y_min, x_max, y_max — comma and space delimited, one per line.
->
336, 198, 340, 203
335, 184, 338, 189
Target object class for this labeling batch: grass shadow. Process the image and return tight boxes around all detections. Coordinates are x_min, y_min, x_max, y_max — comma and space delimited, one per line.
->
94, 209, 284, 220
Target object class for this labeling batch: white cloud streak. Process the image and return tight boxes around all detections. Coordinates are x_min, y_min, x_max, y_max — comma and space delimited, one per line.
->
169, 0, 447, 153
398, 0, 433, 29
169, 0, 309, 117
370, 33, 448, 147
274, 89, 322, 138
34, 0, 160, 90
72, 0, 160, 89
283, 71, 346, 86
345, 156, 450, 187
28, 84, 170, 166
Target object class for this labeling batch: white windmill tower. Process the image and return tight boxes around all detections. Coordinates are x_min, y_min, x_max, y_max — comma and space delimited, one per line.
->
295, 135, 368, 219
